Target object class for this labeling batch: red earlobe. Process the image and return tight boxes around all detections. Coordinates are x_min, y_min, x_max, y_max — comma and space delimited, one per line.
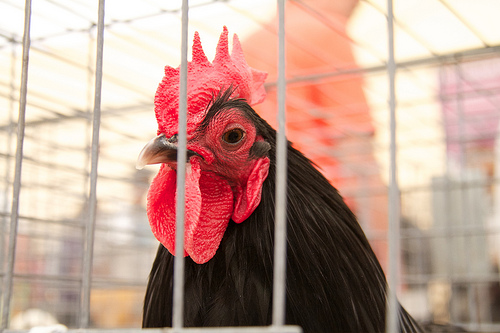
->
232, 157, 270, 223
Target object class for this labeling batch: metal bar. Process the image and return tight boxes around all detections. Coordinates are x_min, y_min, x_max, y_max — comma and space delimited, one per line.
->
0, 0, 214, 48
0, 35, 18, 311
8, 219, 153, 240
1, 45, 498, 134
79, 0, 106, 328
272, 0, 287, 328
3, 44, 151, 98
7, 273, 155, 288
172, 0, 189, 330
366, 223, 500, 242
453, 59, 483, 329
385, 0, 400, 333
265, 44, 500, 88
1, 0, 31, 329
80, 27, 96, 323
3, 327, 303, 333
454, 60, 476, 326
402, 273, 500, 285
84, 23, 95, 202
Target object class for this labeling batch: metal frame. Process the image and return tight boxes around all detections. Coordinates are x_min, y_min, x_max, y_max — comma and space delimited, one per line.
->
385, 1, 399, 332
80, 0, 106, 328
272, 0, 288, 328
1, 0, 32, 329
172, 0, 189, 329
1, 0, 500, 332
3, 328, 302, 333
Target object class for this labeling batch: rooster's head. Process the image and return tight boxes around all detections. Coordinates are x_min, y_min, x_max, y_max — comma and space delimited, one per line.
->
137, 27, 270, 264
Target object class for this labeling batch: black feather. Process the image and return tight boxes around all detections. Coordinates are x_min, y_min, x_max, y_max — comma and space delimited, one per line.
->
143, 91, 424, 332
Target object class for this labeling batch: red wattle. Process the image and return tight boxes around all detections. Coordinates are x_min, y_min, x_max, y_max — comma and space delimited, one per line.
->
147, 159, 234, 264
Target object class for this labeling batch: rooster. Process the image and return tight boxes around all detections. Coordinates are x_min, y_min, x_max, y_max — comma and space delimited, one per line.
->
138, 27, 423, 333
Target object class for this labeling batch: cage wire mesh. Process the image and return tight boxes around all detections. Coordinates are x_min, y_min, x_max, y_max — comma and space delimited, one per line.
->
1, 0, 500, 331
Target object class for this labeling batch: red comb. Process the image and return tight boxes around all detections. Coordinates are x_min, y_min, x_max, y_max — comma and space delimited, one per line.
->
154, 26, 268, 136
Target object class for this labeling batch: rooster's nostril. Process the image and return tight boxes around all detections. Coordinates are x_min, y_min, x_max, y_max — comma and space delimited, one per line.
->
168, 134, 178, 143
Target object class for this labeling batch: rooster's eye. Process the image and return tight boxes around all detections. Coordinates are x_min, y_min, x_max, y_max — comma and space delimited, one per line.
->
222, 128, 244, 145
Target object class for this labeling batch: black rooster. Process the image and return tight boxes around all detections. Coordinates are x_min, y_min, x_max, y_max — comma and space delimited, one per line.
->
138, 28, 423, 333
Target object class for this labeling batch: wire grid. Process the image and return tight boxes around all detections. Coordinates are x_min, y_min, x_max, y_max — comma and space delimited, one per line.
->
0, 0, 500, 332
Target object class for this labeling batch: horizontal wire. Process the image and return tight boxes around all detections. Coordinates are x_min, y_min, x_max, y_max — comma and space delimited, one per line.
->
1, 46, 497, 133
0, 0, 218, 46
403, 273, 500, 286
2, 328, 303, 333
264, 44, 500, 87
0, 102, 151, 131
0, 40, 152, 100
368, 222, 500, 241
5, 272, 152, 288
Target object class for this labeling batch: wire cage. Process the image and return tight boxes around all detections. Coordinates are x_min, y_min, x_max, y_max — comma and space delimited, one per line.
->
1, 0, 500, 332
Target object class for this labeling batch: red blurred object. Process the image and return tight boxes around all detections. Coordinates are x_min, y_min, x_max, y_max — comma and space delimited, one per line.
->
244, 0, 390, 269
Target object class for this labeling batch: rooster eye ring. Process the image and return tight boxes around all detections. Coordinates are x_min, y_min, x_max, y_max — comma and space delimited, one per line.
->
222, 128, 245, 145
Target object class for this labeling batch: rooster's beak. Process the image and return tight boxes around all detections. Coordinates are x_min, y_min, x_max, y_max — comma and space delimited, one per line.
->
136, 134, 198, 169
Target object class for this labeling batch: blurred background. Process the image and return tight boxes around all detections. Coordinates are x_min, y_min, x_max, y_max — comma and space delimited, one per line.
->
1, 0, 500, 331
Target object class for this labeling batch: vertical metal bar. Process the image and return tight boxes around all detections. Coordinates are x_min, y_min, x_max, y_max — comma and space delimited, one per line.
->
454, 60, 479, 329
454, 61, 467, 326
1, 38, 18, 306
385, 0, 400, 333
1, 0, 31, 329
75, 26, 95, 322
172, 0, 189, 330
439, 67, 455, 293
79, 0, 105, 328
272, 0, 287, 327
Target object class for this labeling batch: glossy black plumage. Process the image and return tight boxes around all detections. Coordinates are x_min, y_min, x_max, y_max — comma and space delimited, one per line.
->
142, 93, 423, 332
